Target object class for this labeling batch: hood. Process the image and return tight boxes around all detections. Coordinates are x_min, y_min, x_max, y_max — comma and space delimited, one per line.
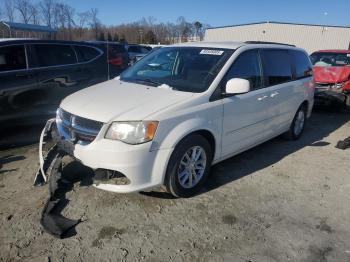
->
313, 66, 350, 84
60, 79, 193, 123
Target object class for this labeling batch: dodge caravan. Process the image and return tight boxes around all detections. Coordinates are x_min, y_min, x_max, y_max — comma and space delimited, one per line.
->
38, 41, 314, 197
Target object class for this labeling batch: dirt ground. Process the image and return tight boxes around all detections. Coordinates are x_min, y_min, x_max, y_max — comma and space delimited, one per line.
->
0, 110, 350, 262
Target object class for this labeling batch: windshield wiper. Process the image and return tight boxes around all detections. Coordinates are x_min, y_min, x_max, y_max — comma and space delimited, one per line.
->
120, 77, 176, 90
131, 78, 163, 87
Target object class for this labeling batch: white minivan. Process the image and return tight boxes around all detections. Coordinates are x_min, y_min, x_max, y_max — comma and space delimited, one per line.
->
53, 41, 314, 197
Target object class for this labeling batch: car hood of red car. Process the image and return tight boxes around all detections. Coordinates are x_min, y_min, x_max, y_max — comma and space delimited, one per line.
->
313, 66, 350, 83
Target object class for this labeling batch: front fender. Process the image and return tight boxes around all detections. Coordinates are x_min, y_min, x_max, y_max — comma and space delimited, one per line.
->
156, 116, 222, 161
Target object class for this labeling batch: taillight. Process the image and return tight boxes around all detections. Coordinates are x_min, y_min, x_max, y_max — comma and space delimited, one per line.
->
108, 55, 124, 66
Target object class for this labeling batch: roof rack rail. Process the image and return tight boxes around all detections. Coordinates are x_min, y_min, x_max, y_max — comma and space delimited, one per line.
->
244, 41, 295, 47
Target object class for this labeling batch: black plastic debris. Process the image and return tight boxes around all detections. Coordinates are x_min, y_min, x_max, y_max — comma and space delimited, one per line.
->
336, 137, 350, 150
40, 152, 81, 239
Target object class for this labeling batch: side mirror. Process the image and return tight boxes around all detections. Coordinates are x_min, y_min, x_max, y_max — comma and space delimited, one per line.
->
224, 78, 250, 96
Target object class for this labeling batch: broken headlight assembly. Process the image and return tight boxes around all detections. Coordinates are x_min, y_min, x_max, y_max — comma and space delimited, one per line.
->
105, 121, 158, 144
334, 82, 346, 89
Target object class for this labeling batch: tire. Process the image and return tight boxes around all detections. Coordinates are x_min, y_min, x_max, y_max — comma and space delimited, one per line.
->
164, 134, 212, 198
283, 104, 307, 140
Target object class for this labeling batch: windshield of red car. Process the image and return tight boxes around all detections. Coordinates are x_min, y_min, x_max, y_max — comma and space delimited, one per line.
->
310, 52, 350, 67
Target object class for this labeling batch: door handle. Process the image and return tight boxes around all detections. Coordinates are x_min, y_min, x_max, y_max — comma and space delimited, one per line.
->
15, 73, 32, 78
257, 95, 268, 101
270, 92, 279, 98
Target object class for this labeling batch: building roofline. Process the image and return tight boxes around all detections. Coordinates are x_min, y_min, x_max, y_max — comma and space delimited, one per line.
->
0, 21, 57, 33
207, 21, 350, 30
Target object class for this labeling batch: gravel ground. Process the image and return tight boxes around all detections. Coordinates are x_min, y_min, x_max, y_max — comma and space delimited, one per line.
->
0, 111, 349, 262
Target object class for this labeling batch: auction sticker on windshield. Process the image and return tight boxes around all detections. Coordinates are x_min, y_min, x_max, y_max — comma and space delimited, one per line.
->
200, 49, 224, 55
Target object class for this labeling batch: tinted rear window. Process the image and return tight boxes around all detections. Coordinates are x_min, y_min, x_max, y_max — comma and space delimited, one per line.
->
75, 45, 101, 62
0, 45, 26, 72
291, 50, 313, 79
34, 44, 77, 67
261, 49, 292, 86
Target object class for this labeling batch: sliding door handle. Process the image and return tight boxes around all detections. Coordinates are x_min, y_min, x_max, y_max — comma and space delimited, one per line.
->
257, 95, 268, 101
270, 92, 279, 97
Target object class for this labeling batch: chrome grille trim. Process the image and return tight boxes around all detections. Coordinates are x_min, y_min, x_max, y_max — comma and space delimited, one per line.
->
56, 108, 103, 144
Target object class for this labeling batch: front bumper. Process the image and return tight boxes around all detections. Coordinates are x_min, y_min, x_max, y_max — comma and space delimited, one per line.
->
73, 137, 172, 193
46, 123, 173, 193
314, 86, 346, 105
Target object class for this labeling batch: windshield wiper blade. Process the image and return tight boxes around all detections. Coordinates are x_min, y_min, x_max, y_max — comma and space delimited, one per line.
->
132, 78, 163, 87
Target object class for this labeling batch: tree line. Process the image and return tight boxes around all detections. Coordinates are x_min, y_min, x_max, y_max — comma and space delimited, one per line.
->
0, 0, 209, 44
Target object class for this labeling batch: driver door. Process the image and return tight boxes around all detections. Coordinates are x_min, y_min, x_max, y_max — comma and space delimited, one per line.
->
221, 49, 272, 157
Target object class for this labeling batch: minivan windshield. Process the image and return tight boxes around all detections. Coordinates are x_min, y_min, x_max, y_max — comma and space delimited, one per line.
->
310, 52, 350, 67
120, 47, 234, 92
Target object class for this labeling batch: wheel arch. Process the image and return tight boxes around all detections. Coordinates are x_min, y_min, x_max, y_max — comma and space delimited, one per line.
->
158, 118, 219, 158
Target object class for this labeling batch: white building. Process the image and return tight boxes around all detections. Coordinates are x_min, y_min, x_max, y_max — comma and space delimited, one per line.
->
205, 21, 350, 54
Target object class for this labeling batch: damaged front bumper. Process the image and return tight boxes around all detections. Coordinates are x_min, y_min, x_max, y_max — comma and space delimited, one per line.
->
314, 84, 347, 105
34, 119, 172, 193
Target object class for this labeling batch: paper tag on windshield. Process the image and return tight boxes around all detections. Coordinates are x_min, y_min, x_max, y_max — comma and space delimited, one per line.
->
200, 49, 224, 55
347, 54, 350, 57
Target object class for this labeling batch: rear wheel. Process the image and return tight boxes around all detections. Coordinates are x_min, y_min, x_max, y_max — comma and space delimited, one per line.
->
164, 134, 212, 198
283, 104, 307, 140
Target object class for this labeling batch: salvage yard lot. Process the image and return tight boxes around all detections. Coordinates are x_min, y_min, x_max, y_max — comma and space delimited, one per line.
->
0, 111, 350, 262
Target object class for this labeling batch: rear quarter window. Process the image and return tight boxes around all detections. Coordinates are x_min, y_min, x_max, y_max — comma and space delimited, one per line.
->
34, 44, 77, 67
0, 45, 27, 72
75, 45, 102, 62
261, 49, 292, 86
291, 50, 313, 79
108, 45, 127, 58
128, 46, 140, 53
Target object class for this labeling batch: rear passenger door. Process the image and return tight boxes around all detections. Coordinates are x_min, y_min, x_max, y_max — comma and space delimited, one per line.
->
0, 44, 39, 121
221, 49, 272, 157
31, 43, 85, 112
260, 49, 295, 135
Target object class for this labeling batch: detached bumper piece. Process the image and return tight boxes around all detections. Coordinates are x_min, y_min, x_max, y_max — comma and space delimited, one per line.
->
34, 119, 81, 238
336, 137, 350, 150
41, 154, 81, 238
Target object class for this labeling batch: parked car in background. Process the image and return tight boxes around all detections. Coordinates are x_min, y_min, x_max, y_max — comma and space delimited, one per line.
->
127, 44, 152, 64
52, 41, 314, 197
86, 41, 129, 75
0, 39, 121, 128
310, 50, 350, 107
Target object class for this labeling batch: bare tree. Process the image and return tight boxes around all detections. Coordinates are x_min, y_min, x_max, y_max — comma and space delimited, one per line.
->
15, 0, 34, 24
63, 4, 75, 39
4, 0, 16, 22
39, 0, 55, 27
30, 4, 40, 24
77, 11, 90, 38
88, 8, 100, 39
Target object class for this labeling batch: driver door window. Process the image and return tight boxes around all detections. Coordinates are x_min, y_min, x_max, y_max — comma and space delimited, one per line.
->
223, 49, 263, 91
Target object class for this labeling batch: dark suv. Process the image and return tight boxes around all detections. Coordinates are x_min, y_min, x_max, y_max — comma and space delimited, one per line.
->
0, 39, 128, 128
86, 41, 129, 75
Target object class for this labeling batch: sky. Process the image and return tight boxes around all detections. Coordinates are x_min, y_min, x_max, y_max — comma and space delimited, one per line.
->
60, 0, 350, 27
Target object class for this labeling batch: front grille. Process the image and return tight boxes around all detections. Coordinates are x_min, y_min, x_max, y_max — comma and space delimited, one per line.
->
57, 108, 104, 144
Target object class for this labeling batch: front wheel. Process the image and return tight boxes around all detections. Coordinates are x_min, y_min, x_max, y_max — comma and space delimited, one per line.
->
283, 104, 307, 140
164, 134, 212, 198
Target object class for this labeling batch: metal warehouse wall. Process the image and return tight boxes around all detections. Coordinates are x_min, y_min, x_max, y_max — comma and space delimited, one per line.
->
205, 23, 350, 54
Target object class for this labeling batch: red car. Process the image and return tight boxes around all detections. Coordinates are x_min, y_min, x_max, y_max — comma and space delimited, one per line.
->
310, 49, 350, 107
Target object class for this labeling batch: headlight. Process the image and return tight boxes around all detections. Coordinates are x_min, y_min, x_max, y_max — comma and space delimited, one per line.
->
105, 121, 158, 144
334, 82, 345, 89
